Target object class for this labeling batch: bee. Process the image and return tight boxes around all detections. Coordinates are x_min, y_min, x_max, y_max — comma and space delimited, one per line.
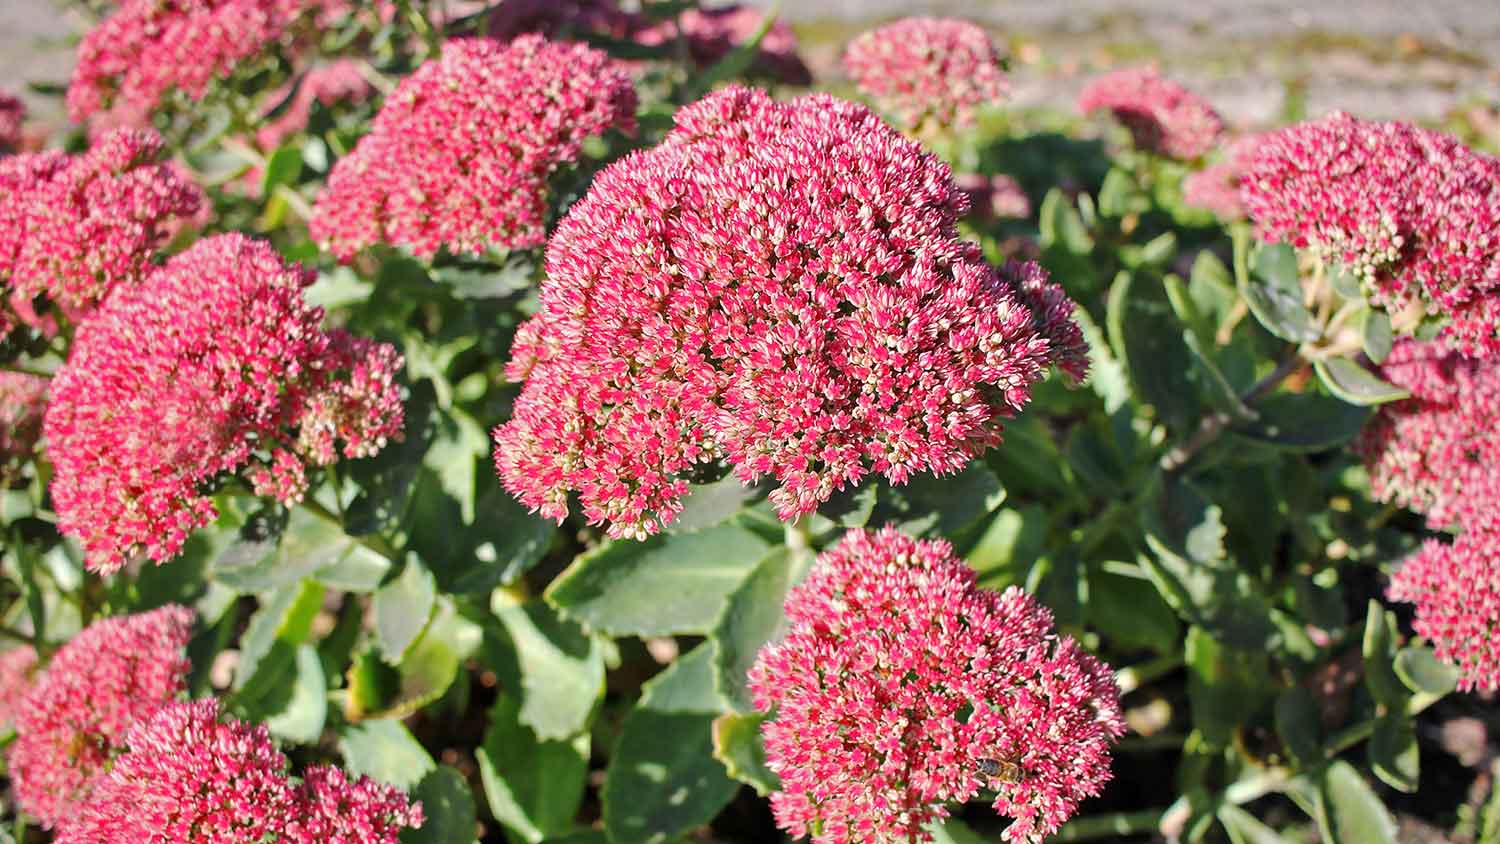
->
974, 755, 1023, 785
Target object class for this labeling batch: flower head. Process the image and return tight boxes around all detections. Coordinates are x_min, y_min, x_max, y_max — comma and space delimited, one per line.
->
67, 0, 314, 121
311, 35, 637, 261
0, 90, 25, 153
749, 528, 1124, 844
843, 17, 1007, 129
1241, 112, 1500, 356
493, 87, 1086, 539
0, 372, 47, 485
56, 698, 423, 844
1353, 337, 1500, 532
44, 233, 404, 573
0, 645, 37, 729
0, 129, 204, 332
634, 5, 811, 86
1388, 531, 1500, 692
7, 606, 194, 827
1077, 66, 1222, 160
1182, 133, 1262, 220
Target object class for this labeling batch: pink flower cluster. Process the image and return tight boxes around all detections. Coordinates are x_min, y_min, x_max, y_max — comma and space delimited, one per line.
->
843, 17, 1008, 129
311, 36, 637, 261
1241, 112, 1500, 356
0, 90, 24, 153
1077, 66, 1223, 160
7, 606, 194, 828
0, 129, 203, 335
67, 0, 317, 121
0, 372, 47, 484
493, 87, 1087, 540
749, 528, 1125, 844
44, 233, 405, 573
1387, 531, 1500, 693
1353, 338, 1500, 532
58, 699, 422, 844
0, 645, 37, 728
1355, 338, 1500, 690
1182, 134, 1262, 220
256, 59, 376, 152
956, 172, 1033, 221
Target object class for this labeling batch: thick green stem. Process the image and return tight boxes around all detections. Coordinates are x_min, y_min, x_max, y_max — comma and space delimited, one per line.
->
784, 518, 813, 553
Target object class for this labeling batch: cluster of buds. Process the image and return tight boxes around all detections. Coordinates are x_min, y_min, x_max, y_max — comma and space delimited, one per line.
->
843, 17, 1009, 130
0, 129, 204, 337
58, 699, 422, 844
44, 234, 405, 573
1077, 66, 1223, 160
1242, 112, 1500, 356
749, 528, 1125, 843
310, 35, 638, 261
493, 86, 1086, 540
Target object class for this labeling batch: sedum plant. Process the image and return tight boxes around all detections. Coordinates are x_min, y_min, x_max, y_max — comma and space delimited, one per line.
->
0, 4, 1496, 844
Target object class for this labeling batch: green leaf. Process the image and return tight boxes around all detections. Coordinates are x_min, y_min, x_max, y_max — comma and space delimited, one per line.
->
712, 711, 778, 795
1073, 307, 1131, 413
1393, 646, 1460, 697
1097, 168, 1148, 218
545, 524, 768, 637
1087, 569, 1180, 653
402, 766, 478, 844
1361, 601, 1408, 709
349, 599, 479, 722
710, 545, 815, 713
423, 405, 489, 522
495, 602, 607, 740
373, 556, 437, 662
867, 461, 1006, 538
214, 505, 390, 593
264, 645, 327, 744
1361, 308, 1394, 364
1480, 773, 1500, 844
1315, 760, 1397, 844
964, 505, 1048, 589
1241, 242, 1319, 343
643, 641, 727, 713
1218, 805, 1290, 844
1108, 269, 1200, 432
412, 474, 557, 595
1273, 686, 1322, 767
1314, 357, 1410, 405
429, 254, 537, 300
1233, 392, 1371, 452
813, 482, 878, 530
603, 644, 741, 844
1188, 250, 1240, 336
1369, 713, 1419, 792
338, 719, 437, 791
1039, 188, 1094, 256
232, 578, 324, 705
1183, 331, 1256, 422
478, 695, 590, 843
261, 144, 303, 195
1185, 626, 1271, 748
671, 474, 762, 533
